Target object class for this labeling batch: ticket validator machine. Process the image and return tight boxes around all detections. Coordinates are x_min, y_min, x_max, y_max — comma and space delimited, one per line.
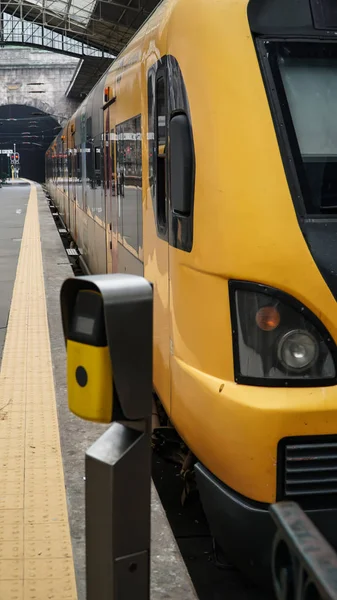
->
60, 274, 153, 600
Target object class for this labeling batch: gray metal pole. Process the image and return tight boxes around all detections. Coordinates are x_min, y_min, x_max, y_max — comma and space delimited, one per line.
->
86, 420, 151, 600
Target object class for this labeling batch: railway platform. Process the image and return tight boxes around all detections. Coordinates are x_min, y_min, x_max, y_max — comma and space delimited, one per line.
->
0, 180, 196, 600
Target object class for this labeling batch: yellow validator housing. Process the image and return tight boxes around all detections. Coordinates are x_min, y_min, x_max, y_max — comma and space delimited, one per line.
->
67, 289, 113, 423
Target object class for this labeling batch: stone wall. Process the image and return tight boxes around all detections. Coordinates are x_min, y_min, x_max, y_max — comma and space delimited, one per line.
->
0, 47, 80, 124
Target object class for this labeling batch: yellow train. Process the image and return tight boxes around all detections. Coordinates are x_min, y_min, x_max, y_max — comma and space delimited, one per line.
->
46, 0, 337, 582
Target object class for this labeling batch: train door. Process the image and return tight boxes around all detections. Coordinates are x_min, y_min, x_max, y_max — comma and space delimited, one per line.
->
145, 65, 171, 413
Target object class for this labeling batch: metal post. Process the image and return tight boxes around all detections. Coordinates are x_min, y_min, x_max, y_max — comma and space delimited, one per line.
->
60, 274, 153, 600
86, 420, 151, 600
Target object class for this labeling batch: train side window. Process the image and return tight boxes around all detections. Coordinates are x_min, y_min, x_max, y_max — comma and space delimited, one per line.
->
136, 115, 143, 255
148, 57, 194, 251
156, 75, 167, 231
86, 117, 93, 188
94, 147, 101, 187
77, 149, 80, 178
67, 150, 71, 179
94, 148, 100, 171
104, 111, 110, 191
111, 128, 116, 192
120, 118, 138, 252
116, 116, 142, 256
72, 150, 76, 183
116, 122, 124, 240
148, 71, 155, 197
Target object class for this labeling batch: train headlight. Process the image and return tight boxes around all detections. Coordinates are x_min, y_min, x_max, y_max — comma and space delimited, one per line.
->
229, 282, 337, 386
277, 330, 319, 372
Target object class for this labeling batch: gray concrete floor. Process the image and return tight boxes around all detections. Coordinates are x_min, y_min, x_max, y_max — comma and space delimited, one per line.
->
38, 185, 197, 600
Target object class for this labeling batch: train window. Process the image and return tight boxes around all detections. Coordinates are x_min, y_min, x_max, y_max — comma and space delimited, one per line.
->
104, 111, 110, 191
116, 116, 142, 256
123, 120, 138, 251
136, 115, 143, 253
264, 41, 337, 216
111, 129, 115, 193
104, 128, 116, 227
147, 71, 155, 198
94, 136, 104, 217
94, 147, 100, 171
67, 149, 71, 179
77, 147, 83, 208
72, 149, 76, 184
147, 68, 168, 239
86, 143, 93, 185
156, 75, 167, 230
116, 122, 124, 239
147, 57, 195, 252
86, 116, 93, 191
63, 143, 67, 192
58, 152, 62, 180
157, 77, 166, 147
76, 149, 80, 176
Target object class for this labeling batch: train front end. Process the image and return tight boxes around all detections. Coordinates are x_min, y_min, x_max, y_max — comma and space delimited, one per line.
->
182, 0, 337, 584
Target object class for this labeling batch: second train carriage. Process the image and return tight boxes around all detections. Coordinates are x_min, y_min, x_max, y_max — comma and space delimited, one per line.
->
46, 0, 337, 583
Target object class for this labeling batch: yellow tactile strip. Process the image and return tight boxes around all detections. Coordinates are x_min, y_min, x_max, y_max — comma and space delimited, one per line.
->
0, 184, 77, 599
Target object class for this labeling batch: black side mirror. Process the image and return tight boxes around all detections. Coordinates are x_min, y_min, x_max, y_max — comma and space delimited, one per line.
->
169, 113, 194, 216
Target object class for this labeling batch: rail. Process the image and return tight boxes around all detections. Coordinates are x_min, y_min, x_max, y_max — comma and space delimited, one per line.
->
270, 501, 337, 600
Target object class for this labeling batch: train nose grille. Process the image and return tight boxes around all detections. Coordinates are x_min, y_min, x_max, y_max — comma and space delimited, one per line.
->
278, 437, 337, 508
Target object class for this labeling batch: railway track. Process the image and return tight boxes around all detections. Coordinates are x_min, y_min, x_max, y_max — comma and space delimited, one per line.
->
152, 452, 274, 600
45, 191, 83, 276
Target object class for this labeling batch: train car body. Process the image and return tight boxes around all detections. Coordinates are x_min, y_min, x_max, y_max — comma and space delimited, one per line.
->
46, 0, 337, 582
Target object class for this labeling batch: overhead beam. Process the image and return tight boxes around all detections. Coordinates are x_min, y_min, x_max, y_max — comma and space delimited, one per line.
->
99, 0, 141, 11
0, 0, 160, 58
1, 4, 125, 54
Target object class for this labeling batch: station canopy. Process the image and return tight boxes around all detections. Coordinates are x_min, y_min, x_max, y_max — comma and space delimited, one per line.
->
1, 0, 161, 98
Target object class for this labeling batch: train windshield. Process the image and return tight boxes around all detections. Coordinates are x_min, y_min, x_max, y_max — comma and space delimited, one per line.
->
268, 42, 337, 215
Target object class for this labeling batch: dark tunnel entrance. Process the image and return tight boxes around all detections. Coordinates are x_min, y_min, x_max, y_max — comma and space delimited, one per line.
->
0, 104, 61, 182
